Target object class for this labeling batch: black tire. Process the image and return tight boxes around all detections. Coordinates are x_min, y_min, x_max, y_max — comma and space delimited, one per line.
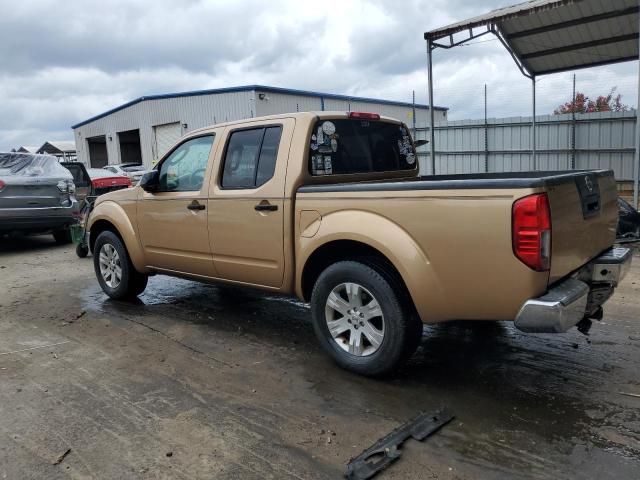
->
76, 243, 89, 258
93, 230, 148, 299
310, 261, 422, 377
52, 229, 72, 244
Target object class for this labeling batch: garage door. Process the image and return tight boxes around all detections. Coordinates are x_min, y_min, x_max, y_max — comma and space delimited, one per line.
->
154, 122, 182, 161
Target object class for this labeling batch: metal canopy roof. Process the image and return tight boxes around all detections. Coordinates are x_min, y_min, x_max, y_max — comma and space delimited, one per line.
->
425, 0, 639, 77
423, 0, 640, 206
37, 141, 76, 154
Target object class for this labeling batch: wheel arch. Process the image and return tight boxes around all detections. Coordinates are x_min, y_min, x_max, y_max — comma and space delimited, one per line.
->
88, 201, 147, 272
296, 210, 444, 323
300, 240, 413, 305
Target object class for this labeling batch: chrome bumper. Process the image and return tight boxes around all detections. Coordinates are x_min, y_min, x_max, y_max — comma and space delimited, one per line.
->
515, 247, 632, 333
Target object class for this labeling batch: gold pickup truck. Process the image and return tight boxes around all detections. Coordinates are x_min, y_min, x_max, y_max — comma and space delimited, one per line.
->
87, 111, 632, 376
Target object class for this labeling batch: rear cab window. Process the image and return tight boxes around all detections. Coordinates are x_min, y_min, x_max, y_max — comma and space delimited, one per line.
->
309, 118, 417, 176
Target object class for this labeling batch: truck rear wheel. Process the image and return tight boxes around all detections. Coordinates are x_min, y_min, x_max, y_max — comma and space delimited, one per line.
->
310, 261, 422, 376
93, 231, 148, 299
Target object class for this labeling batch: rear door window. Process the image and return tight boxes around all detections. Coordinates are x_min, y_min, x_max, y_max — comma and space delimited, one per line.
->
221, 126, 283, 189
309, 119, 416, 175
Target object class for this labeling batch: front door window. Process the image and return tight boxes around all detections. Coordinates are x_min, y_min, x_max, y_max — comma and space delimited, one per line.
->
158, 135, 214, 192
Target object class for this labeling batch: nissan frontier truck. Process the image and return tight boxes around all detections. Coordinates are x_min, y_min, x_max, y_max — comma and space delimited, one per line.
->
86, 111, 632, 376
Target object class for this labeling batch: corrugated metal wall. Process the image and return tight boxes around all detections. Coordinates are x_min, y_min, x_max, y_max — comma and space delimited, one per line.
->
74, 88, 445, 168
415, 111, 637, 180
74, 91, 255, 167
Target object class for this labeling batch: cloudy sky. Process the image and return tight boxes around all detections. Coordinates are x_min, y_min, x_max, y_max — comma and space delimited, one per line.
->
1, 0, 637, 151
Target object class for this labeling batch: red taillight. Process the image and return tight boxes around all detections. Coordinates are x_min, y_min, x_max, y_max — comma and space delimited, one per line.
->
348, 112, 380, 120
512, 193, 551, 271
0, 179, 5, 191
91, 177, 131, 189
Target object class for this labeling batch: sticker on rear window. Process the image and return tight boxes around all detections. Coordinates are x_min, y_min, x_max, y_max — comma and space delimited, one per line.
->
324, 156, 333, 174
311, 155, 325, 175
322, 121, 336, 136
398, 128, 412, 156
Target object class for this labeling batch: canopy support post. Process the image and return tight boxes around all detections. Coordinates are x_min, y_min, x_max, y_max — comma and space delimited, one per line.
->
532, 76, 537, 171
427, 39, 436, 176
635, 13, 640, 208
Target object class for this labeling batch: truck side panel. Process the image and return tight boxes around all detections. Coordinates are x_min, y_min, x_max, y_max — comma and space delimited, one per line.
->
295, 189, 549, 323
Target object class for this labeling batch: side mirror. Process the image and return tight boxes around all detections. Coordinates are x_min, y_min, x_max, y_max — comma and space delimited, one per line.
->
413, 140, 428, 148
140, 170, 160, 192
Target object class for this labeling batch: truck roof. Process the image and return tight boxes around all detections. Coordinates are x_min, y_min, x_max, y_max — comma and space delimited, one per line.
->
188, 111, 402, 135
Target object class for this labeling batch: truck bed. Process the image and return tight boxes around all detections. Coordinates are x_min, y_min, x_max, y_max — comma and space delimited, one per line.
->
298, 170, 614, 192
297, 169, 618, 322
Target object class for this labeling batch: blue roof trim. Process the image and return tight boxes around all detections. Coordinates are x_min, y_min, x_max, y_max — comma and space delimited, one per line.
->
71, 84, 448, 129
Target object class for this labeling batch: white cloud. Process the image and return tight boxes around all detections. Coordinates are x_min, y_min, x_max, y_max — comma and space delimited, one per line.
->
0, 0, 637, 150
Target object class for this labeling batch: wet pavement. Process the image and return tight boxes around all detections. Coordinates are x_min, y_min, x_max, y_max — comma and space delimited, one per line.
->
1, 235, 639, 479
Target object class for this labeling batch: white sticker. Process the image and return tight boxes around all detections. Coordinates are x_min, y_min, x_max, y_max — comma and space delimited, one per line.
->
331, 138, 338, 152
322, 121, 336, 136
312, 155, 324, 174
310, 143, 318, 151
406, 153, 416, 165
324, 155, 333, 174
316, 127, 324, 145
311, 134, 317, 141
398, 136, 412, 156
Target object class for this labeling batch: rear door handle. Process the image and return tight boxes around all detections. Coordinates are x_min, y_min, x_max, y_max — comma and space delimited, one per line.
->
255, 203, 278, 212
187, 201, 206, 211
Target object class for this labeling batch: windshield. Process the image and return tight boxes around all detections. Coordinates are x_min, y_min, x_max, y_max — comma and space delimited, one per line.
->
309, 119, 417, 175
0, 153, 72, 178
122, 165, 145, 172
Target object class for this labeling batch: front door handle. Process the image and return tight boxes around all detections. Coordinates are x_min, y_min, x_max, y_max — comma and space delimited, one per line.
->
187, 201, 206, 211
255, 203, 278, 212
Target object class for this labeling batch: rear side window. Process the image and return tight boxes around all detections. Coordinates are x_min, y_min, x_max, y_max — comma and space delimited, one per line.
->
309, 119, 416, 175
222, 126, 282, 189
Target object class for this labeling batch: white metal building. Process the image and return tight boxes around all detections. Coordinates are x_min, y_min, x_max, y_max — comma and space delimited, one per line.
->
71, 85, 448, 168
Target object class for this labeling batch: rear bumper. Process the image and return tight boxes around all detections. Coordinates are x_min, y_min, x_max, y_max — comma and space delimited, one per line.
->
514, 247, 632, 333
0, 202, 79, 233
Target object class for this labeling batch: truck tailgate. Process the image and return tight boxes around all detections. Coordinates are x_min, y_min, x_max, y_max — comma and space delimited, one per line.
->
546, 171, 617, 284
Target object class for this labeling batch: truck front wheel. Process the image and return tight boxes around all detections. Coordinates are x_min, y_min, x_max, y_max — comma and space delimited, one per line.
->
310, 261, 422, 376
93, 231, 148, 299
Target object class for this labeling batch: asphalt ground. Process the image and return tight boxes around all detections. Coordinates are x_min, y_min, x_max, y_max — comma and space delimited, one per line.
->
1, 236, 639, 479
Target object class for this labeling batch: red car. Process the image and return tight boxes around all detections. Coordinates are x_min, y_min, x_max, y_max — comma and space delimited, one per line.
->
62, 162, 132, 202
86, 168, 132, 195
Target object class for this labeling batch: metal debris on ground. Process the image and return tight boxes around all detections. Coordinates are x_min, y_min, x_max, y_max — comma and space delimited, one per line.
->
345, 409, 454, 480
618, 392, 640, 399
53, 448, 71, 465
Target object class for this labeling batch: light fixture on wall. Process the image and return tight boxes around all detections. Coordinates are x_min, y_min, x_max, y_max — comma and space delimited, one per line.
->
182, 123, 188, 129
258, 93, 269, 101
108, 135, 112, 141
